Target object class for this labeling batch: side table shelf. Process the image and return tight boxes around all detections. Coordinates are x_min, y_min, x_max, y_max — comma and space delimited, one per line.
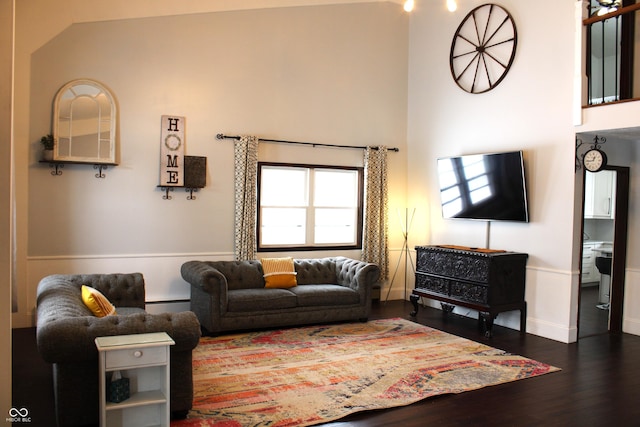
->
95, 332, 175, 427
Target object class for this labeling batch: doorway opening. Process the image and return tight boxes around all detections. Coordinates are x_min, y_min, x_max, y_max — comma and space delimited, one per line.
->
579, 166, 630, 339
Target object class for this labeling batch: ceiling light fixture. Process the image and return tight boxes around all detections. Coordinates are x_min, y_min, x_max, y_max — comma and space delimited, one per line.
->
402, 1, 457, 13
403, 0, 414, 12
595, 0, 621, 16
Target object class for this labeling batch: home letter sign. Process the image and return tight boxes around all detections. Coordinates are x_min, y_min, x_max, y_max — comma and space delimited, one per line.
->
160, 115, 185, 186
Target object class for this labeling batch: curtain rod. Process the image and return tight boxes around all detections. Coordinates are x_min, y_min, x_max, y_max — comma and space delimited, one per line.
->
216, 133, 399, 152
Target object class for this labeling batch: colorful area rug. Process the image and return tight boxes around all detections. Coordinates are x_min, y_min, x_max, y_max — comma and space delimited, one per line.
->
172, 318, 559, 427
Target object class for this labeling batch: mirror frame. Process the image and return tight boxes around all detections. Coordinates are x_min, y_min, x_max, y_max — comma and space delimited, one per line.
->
53, 79, 118, 164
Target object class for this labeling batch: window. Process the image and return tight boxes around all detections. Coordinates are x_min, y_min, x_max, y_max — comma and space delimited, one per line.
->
257, 162, 364, 251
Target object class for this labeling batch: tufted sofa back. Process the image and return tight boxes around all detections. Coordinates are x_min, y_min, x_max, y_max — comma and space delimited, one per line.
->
201, 260, 264, 290
37, 273, 145, 312
294, 258, 338, 285
197, 258, 351, 290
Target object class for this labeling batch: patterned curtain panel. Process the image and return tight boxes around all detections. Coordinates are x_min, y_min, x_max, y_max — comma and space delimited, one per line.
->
362, 146, 389, 281
234, 136, 259, 261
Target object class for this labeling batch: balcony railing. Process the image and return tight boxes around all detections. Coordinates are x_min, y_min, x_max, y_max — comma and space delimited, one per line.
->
584, 1, 640, 106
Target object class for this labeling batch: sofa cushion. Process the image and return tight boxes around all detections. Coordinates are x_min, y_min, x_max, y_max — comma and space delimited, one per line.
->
81, 285, 117, 317
227, 288, 297, 312
288, 284, 360, 307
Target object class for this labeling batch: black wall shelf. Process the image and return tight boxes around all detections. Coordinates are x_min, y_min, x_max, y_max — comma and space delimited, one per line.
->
39, 160, 118, 178
157, 186, 203, 200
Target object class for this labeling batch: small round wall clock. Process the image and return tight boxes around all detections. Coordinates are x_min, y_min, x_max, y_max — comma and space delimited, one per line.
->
583, 148, 607, 172
450, 4, 518, 94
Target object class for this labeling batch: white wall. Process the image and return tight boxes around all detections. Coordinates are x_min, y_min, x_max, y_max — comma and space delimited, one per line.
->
407, 0, 585, 343
0, 0, 13, 416
12, 1, 409, 327
407, 0, 640, 343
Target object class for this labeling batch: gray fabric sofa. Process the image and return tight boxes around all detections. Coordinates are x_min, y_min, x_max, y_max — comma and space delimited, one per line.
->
181, 256, 380, 335
36, 273, 201, 427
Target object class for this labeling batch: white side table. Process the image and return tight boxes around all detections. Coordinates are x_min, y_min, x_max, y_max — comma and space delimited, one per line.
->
95, 332, 175, 427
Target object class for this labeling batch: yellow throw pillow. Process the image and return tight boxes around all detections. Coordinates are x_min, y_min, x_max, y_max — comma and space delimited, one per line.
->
261, 257, 297, 289
81, 285, 117, 317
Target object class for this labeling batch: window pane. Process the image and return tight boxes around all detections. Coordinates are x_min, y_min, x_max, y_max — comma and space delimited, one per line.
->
314, 208, 356, 244
258, 163, 363, 249
314, 169, 358, 207
261, 166, 308, 206
261, 208, 306, 245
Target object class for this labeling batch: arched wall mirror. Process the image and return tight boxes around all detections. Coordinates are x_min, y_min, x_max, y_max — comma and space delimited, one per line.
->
53, 79, 118, 164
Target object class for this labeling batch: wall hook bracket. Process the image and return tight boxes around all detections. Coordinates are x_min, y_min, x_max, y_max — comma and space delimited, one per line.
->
160, 186, 174, 200
94, 164, 108, 178
49, 163, 64, 176
186, 188, 199, 200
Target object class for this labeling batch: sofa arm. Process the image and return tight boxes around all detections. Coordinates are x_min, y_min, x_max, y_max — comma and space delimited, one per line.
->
334, 257, 381, 300
181, 261, 229, 309
181, 262, 228, 294
36, 311, 201, 363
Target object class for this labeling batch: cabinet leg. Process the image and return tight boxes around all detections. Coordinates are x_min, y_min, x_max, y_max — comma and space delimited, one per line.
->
520, 302, 527, 334
410, 293, 420, 317
481, 313, 496, 338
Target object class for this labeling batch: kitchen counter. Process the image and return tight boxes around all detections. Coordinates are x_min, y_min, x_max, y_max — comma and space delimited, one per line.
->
592, 241, 613, 257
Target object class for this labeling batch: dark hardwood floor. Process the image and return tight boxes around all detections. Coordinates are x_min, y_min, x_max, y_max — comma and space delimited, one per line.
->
580, 285, 610, 338
13, 299, 640, 427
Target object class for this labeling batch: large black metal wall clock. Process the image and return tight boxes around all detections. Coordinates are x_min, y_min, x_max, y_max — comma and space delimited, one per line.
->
449, 4, 518, 94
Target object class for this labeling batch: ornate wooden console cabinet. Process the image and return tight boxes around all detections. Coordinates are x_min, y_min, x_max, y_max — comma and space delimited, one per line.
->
410, 245, 528, 337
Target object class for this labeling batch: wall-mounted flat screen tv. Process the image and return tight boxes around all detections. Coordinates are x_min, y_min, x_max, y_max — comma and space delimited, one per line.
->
437, 150, 529, 222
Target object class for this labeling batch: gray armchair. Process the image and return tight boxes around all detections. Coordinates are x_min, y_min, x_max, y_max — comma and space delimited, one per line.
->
36, 273, 201, 427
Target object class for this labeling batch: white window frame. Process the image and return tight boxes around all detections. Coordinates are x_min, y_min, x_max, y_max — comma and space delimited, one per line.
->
257, 162, 364, 251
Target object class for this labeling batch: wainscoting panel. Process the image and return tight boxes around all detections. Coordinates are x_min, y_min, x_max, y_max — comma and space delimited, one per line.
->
414, 264, 578, 343
623, 268, 640, 336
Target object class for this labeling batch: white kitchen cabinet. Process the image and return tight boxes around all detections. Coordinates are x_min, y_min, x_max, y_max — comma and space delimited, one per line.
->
95, 332, 175, 427
584, 170, 615, 219
582, 242, 601, 284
